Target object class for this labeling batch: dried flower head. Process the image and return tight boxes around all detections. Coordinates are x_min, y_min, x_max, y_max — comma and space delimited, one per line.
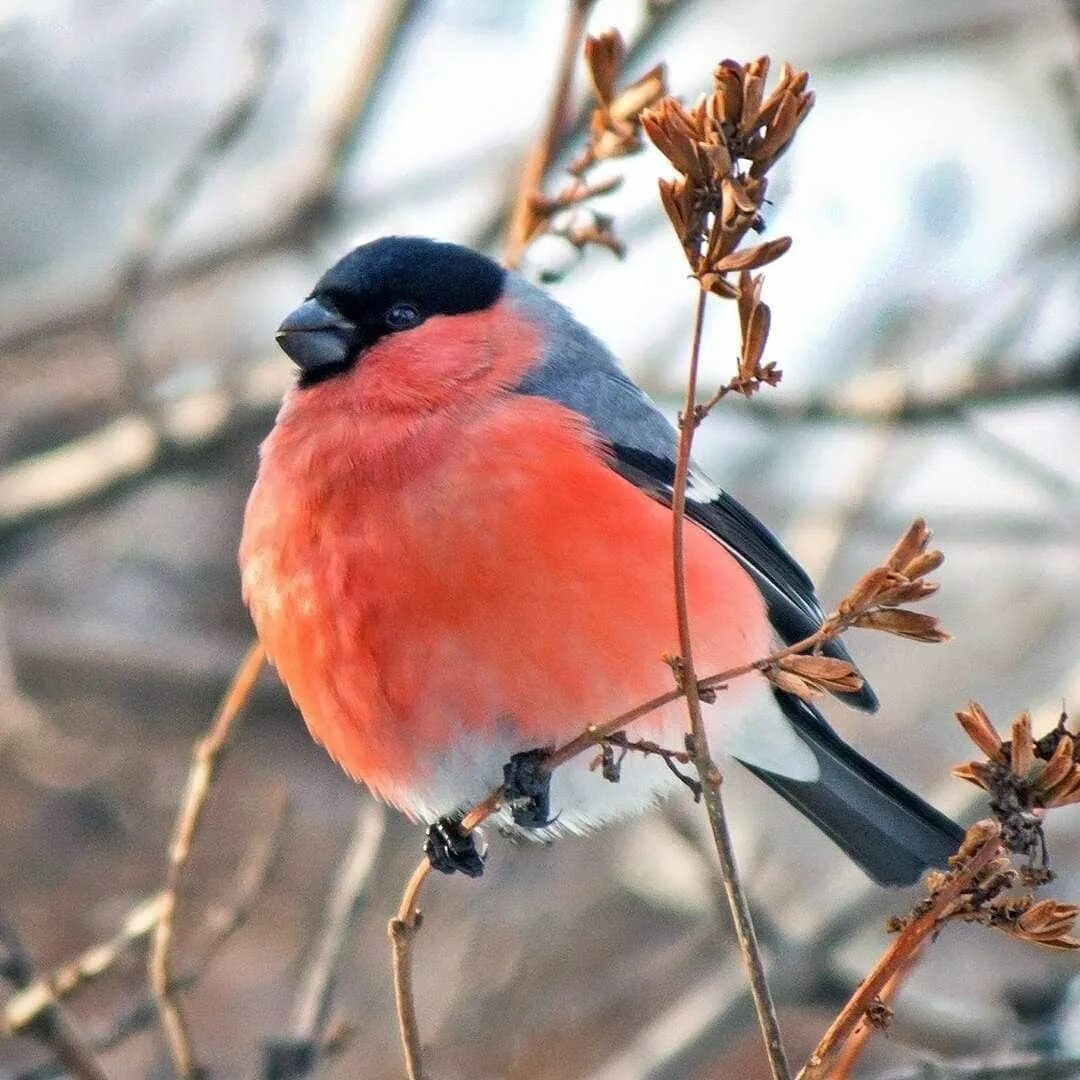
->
573, 31, 667, 173
642, 56, 812, 280
643, 56, 813, 408
525, 30, 667, 258
953, 705, 1080, 866
906, 820, 1080, 951
765, 654, 863, 702
833, 519, 949, 643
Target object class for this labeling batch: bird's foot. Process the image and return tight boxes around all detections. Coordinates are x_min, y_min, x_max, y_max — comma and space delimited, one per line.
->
503, 748, 554, 828
424, 817, 485, 878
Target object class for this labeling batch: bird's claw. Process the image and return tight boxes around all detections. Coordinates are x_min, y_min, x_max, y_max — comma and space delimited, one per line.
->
424, 817, 485, 877
503, 748, 554, 828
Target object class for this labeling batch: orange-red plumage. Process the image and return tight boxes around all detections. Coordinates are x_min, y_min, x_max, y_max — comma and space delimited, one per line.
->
242, 300, 769, 814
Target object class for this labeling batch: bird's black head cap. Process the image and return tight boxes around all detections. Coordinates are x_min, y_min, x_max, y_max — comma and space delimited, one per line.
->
277, 237, 506, 387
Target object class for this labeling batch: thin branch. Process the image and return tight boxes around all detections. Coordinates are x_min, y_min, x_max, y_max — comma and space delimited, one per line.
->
388, 861, 433, 1080
503, 0, 597, 268
110, 16, 282, 419
0, 917, 108, 1080
798, 832, 1004, 1080
669, 273, 790, 1078
303, 0, 422, 213
382, 611, 870, 1076
264, 800, 386, 1079
149, 640, 266, 1079
19, 794, 288, 1080
4, 896, 165, 1036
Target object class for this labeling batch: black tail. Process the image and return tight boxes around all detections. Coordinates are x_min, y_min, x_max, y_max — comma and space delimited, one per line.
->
737, 691, 965, 886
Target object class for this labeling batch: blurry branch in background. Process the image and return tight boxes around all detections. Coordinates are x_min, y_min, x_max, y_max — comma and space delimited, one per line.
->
505, 21, 667, 264
110, 16, 282, 414
0, 0, 696, 541
0, 915, 107, 1080
149, 641, 266, 1080
738, 355, 1080, 426
504, 0, 598, 268
262, 800, 386, 1080
17, 797, 287, 1080
301, 0, 422, 216
4, 897, 164, 1039
0, 0, 421, 535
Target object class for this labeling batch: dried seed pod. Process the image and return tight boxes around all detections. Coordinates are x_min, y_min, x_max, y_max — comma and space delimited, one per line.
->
855, 609, 950, 643
1010, 712, 1035, 778
956, 702, 1006, 764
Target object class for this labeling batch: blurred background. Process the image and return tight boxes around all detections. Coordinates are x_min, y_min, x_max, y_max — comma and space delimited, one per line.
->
1, 0, 1079, 1077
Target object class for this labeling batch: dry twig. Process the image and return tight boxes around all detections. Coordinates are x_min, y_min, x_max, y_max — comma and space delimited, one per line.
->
386, 515, 949, 1075
4, 896, 165, 1037
504, 0, 598, 269
264, 800, 385, 1079
0, 916, 108, 1080
18, 796, 287, 1080
504, 10, 667, 267
149, 640, 266, 1079
800, 704, 1080, 1078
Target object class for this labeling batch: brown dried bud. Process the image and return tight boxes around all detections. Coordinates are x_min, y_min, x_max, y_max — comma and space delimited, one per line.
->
712, 236, 792, 273
1032, 735, 1076, 793
775, 654, 864, 695
583, 31, 623, 105
951, 820, 1002, 865
1011, 899, 1080, 949
956, 702, 1005, 764
951, 761, 995, 791
765, 665, 819, 701
838, 567, 895, 617
855, 609, 950, 643
1010, 712, 1035, 778
885, 519, 933, 574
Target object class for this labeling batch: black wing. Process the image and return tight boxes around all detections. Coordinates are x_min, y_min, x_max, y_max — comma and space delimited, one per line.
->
609, 443, 879, 713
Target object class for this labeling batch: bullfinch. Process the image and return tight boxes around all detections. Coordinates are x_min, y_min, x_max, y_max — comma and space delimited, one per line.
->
240, 236, 963, 885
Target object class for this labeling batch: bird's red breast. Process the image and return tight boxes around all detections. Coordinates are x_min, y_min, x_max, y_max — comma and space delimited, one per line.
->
240, 299, 771, 816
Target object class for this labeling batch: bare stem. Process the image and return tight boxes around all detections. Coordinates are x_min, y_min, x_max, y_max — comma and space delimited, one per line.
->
670, 280, 791, 1080
265, 800, 385, 1078
503, 0, 597, 268
0, 915, 109, 1080
798, 833, 1004, 1080
388, 862, 433, 1080
149, 640, 266, 1079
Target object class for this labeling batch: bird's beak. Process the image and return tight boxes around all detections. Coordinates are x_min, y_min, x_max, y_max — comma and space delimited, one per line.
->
276, 298, 356, 374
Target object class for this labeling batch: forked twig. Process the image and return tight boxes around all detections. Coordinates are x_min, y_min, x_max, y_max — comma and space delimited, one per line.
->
386, 527, 946, 1075
149, 640, 266, 1079
504, 0, 597, 269
798, 827, 1005, 1080
19, 797, 287, 1080
0, 916, 108, 1080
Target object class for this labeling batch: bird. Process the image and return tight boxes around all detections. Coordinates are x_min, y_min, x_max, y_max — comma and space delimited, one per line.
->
240, 235, 963, 886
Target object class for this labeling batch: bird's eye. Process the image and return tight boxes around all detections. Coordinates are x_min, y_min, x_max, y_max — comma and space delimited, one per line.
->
385, 302, 422, 331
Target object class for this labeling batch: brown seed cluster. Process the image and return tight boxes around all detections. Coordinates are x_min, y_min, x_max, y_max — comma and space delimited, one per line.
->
642, 56, 812, 404
836, 518, 949, 643
643, 57, 812, 279
525, 30, 666, 257
913, 821, 1080, 951
767, 654, 865, 702
953, 705, 1080, 811
763, 519, 948, 703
